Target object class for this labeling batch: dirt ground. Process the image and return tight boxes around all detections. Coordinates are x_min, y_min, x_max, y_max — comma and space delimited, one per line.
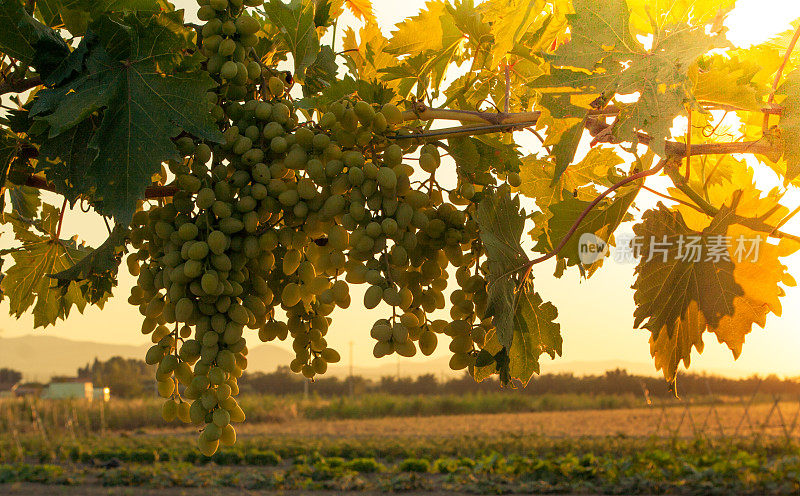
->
218, 401, 799, 439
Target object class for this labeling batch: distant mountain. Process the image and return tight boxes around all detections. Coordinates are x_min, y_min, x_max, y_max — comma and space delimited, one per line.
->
0, 335, 292, 381
321, 358, 758, 380
0, 335, 757, 383
319, 357, 665, 380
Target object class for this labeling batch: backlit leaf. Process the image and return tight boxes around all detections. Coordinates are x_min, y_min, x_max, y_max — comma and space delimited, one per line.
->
30, 12, 222, 224
263, 0, 321, 82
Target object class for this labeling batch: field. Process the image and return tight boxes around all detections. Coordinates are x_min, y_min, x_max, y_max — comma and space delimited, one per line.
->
1, 395, 800, 494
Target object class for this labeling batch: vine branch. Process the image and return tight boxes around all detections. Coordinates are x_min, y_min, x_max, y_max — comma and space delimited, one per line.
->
0, 76, 42, 95
665, 167, 800, 244
24, 175, 177, 199
763, 23, 800, 132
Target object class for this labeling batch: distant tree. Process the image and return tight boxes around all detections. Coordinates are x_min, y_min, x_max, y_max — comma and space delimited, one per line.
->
0, 368, 22, 384
77, 357, 151, 398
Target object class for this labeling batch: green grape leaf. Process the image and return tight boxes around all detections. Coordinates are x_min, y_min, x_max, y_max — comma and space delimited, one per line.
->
534, 183, 638, 277
30, 12, 222, 224
447, 0, 491, 43
449, 136, 522, 176
777, 69, 800, 181
0, 128, 26, 192
34, 0, 162, 35
476, 187, 562, 385
36, 119, 94, 203
544, 0, 722, 156
0, 0, 70, 75
0, 203, 90, 328
517, 146, 623, 226
507, 287, 562, 383
7, 185, 41, 220
550, 120, 584, 183
302, 45, 338, 97
51, 224, 127, 305
612, 25, 719, 155
550, 0, 634, 71
263, 0, 320, 82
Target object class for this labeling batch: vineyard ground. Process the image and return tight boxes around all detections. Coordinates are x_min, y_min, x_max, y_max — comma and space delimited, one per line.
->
144, 402, 800, 439
2, 402, 800, 494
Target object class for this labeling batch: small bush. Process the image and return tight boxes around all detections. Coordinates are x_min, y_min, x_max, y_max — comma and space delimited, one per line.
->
345, 457, 385, 473
245, 450, 281, 466
398, 458, 431, 473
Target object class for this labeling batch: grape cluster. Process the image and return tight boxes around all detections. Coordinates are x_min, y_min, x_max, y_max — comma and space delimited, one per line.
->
128, 0, 519, 455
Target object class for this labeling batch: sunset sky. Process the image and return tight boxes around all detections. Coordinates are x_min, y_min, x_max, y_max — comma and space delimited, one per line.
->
3, 0, 800, 379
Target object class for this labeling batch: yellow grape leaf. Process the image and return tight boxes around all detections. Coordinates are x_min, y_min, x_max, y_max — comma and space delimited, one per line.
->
690, 56, 764, 112
479, 0, 546, 66
341, 23, 397, 83
707, 190, 800, 357
637, 189, 799, 382
627, 0, 734, 35
386, 0, 461, 55
517, 146, 621, 218
649, 301, 706, 382
343, 0, 375, 24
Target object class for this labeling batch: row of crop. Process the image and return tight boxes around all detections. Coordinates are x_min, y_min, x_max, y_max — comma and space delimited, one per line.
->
4, 433, 799, 467
0, 392, 654, 434
1, 451, 799, 494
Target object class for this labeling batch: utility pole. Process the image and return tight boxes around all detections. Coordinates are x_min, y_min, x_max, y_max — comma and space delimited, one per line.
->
348, 341, 354, 396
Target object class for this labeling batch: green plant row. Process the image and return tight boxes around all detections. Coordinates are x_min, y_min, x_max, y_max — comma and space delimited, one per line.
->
2, 441, 799, 495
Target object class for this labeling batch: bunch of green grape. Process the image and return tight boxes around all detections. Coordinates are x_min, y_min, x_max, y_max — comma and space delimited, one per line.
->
125, 0, 522, 456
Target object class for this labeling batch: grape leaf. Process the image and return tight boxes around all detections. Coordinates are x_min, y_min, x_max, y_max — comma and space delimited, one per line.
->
508, 286, 562, 382
30, 12, 222, 224
633, 203, 743, 338
476, 187, 562, 385
0, 203, 90, 328
549, 120, 584, 183
51, 224, 127, 305
36, 119, 94, 203
263, 0, 320, 82
534, 184, 638, 277
343, 0, 374, 24
478, 0, 545, 66
691, 54, 764, 112
545, 0, 722, 155
386, 0, 461, 55
342, 23, 397, 83
7, 185, 41, 220
448, 136, 522, 176
302, 45, 337, 96
447, 0, 491, 43
35, 0, 162, 35
517, 147, 622, 232
636, 190, 799, 381
776, 69, 800, 181
0, 0, 70, 75
0, 128, 26, 192
551, 0, 634, 71
626, 0, 734, 36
